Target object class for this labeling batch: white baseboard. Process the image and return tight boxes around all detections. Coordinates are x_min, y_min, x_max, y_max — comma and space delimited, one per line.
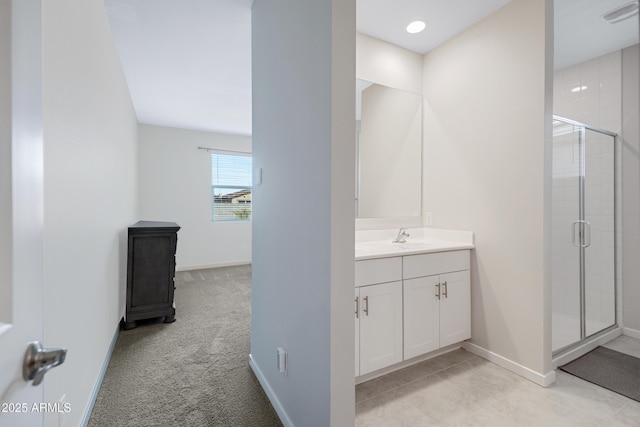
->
462, 342, 556, 387
176, 260, 251, 272
249, 354, 292, 427
623, 327, 640, 339
81, 322, 120, 427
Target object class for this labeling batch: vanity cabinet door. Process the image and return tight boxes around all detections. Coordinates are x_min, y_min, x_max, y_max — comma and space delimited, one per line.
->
439, 270, 471, 348
404, 275, 440, 359
358, 281, 403, 375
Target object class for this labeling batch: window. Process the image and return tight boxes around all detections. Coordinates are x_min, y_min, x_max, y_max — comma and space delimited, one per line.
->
211, 152, 252, 221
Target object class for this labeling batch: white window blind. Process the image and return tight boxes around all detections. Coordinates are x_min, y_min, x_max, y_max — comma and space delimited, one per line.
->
211, 153, 252, 221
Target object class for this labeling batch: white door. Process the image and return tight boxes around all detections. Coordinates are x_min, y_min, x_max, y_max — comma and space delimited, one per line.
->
404, 275, 439, 359
439, 270, 471, 348
0, 1, 49, 425
359, 281, 403, 375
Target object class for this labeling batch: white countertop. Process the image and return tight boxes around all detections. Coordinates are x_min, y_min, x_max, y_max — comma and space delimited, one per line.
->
355, 228, 475, 261
355, 239, 474, 260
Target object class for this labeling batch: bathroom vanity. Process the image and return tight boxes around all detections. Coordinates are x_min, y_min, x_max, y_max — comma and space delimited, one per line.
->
354, 228, 474, 380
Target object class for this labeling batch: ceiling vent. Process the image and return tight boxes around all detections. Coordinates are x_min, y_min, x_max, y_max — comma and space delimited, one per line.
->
601, 1, 639, 24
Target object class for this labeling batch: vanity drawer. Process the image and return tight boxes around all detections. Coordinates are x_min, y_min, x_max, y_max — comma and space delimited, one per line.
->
355, 257, 402, 287
403, 250, 470, 279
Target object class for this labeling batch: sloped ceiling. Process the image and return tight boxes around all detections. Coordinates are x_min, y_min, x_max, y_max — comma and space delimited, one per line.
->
104, 0, 638, 135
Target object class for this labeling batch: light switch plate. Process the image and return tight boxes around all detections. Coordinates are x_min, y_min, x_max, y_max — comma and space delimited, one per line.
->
277, 347, 287, 374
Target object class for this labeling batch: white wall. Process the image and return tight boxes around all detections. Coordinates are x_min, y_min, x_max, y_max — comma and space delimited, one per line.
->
251, 0, 355, 425
138, 124, 252, 270
622, 44, 640, 334
423, 0, 553, 376
42, 1, 138, 426
356, 32, 422, 95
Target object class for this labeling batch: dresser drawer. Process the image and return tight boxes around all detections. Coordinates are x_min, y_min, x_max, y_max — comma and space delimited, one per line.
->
403, 250, 470, 279
355, 257, 402, 287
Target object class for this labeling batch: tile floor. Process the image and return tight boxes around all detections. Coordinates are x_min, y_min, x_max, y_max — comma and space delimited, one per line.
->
603, 335, 640, 358
355, 336, 640, 426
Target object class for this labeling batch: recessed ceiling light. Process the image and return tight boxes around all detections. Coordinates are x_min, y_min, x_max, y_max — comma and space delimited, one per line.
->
406, 21, 426, 34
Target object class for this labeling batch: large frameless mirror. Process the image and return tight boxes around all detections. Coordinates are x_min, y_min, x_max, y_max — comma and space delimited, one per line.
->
355, 79, 422, 219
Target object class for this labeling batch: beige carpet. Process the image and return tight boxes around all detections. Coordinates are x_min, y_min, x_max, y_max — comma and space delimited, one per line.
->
88, 265, 282, 427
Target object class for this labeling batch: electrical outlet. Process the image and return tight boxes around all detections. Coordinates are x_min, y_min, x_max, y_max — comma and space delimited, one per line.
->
426, 212, 433, 226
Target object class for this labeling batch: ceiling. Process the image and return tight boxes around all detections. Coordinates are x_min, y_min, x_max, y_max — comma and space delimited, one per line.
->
103, 0, 253, 136
103, 0, 639, 136
554, 0, 639, 70
356, 0, 511, 55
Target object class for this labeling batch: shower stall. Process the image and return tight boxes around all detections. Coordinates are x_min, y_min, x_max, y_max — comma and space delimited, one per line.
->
551, 115, 618, 355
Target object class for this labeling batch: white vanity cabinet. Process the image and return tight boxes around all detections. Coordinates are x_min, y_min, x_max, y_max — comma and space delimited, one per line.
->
355, 257, 403, 376
403, 251, 471, 359
355, 248, 472, 378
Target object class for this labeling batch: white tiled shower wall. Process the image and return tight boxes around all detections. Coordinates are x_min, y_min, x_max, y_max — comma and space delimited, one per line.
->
552, 51, 621, 347
554, 50, 622, 132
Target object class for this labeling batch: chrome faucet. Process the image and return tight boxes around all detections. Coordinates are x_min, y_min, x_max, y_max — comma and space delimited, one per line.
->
392, 228, 410, 244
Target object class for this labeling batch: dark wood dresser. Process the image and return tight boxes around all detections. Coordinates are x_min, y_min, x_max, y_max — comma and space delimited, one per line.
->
124, 221, 180, 330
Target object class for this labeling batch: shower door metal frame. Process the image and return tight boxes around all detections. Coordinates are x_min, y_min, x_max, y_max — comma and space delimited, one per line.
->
552, 115, 618, 357
577, 124, 587, 341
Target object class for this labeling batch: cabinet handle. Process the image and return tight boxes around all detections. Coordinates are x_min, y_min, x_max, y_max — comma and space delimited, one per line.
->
435, 283, 441, 300
355, 296, 359, 319
363, 296, 369, 316
442, 281, 448, 298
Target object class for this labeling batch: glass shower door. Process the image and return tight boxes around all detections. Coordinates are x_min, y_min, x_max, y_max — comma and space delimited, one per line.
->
552, 119, 582, 351
552, 116, 617, 354
584, 128, 616, 337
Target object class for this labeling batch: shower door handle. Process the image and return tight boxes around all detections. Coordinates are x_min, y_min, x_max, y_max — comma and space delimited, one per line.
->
572, 220, 590, 247
572, 221, 580, 247
584, 221, 591, 247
